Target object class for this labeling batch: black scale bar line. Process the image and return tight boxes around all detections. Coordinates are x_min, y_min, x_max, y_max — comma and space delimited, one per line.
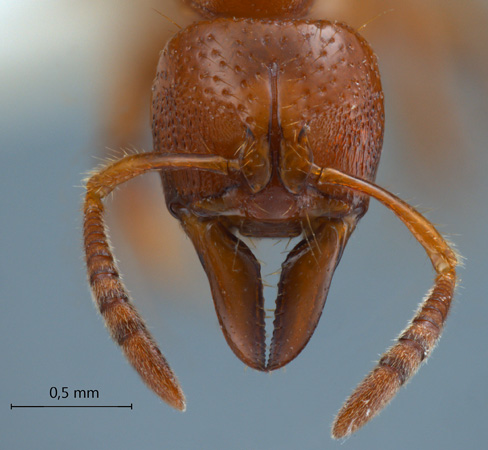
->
10, 403, 133, 409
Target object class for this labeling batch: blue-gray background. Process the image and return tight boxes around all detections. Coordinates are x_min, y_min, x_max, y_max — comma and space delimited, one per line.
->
2, 1, 487, 449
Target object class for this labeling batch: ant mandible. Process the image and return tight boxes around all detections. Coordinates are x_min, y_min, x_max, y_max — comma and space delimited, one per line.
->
83, 0, 458, 439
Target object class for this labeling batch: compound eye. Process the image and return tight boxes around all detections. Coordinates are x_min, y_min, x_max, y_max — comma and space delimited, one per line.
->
239, 129, 272, 193
279, 126, 313, 194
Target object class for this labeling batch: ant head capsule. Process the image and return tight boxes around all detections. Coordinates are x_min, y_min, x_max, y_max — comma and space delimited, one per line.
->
154, 19, 384, 227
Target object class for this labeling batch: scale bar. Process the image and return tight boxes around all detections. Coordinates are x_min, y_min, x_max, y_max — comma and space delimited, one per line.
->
10, 403, 133, 409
